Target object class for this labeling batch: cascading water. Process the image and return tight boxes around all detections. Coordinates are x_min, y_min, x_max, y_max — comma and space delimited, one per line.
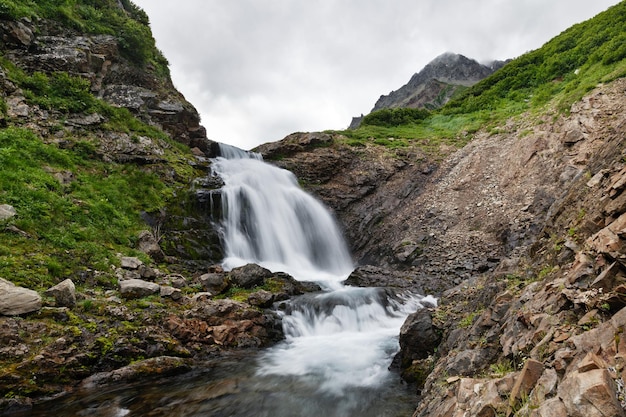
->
211, 143, 354, 288
212, 143, 436, 414
21, 144, 435, 416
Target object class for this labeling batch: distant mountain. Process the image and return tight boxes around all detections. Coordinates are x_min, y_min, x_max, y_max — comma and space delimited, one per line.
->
349, 52, 506, 128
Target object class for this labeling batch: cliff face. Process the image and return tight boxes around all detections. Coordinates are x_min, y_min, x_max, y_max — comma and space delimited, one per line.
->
258, 77, 626, 415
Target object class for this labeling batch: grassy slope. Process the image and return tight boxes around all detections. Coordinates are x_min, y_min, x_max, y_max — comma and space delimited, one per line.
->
0, 1, 200, 291
335, 1, 626, 156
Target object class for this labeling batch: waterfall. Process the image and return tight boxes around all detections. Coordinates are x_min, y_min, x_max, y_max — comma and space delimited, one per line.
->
211, 143, 354, 287
211, 143, 434, 404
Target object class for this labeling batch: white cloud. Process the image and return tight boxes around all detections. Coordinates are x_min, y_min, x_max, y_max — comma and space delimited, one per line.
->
132, 0, 621, 150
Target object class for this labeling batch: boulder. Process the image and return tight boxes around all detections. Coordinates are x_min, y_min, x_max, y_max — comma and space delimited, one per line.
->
396, 308, 441, 375
558, 369, 624, 417
0, 204, 16, 221
44, 279, 76, 308
119, 279, 160, 299
199, 272, 229, 295
120, 256, 143, 270
228, 264, 273, 289
0, 278, 41, 315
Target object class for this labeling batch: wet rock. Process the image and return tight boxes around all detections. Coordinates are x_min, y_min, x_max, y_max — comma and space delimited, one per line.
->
397, 308, 441, 368
0, 278, 41, 315
119, 278, 160, 299
343, 265, 415, 289
44, 279, 76, 308
0, 204, 16, 221
228, 264, 273, 289
81, 356, 191, 389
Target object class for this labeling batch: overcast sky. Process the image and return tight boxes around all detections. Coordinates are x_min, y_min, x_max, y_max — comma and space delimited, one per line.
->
132, 1, 620, 150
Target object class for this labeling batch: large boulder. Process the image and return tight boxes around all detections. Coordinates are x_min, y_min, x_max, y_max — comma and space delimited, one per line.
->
0, 278, 41, 315
228, 264, 274, 289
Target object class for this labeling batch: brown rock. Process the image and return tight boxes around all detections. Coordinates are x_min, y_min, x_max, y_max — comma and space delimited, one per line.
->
529, 398, 568, 417
137, 230, 165, 262
558, 369, 624, 417
509, 359, 544, 407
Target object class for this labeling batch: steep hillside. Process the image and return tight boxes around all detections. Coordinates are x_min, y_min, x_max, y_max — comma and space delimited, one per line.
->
0, 2, 291, 411
258, 2, 626, 415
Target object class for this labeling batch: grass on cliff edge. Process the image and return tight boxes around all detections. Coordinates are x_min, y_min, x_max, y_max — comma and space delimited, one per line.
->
335, 1, 626, 154
0, 0, 168, 74
0, 126, 174, 290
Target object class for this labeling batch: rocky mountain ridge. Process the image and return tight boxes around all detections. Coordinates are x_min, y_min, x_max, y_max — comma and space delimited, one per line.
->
349, 52, 505, 128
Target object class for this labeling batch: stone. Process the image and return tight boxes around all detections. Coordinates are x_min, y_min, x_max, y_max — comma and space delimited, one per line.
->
445, 349, 492, 377
160, 286, 182, 301
44, 279, 76, 308
119, 279, 160, 299
199, 273, 229, 295
558, 369, 625, 417
0, 204, 16, 221
529, 398, 568, 417
398, 309, 441, 367
247, 290, 274, 308
343, 265, 416, 289
0, 278, 41, 315
191, 292, 213, 303
509, 359, 544, 407
530, 368, 558, 405
562, 129, 585, 145
577, 352, 608, 373
120, 257, 143, 270
228, 264, 273, 289
591, 262, 626, 291
137, 230, 165, 262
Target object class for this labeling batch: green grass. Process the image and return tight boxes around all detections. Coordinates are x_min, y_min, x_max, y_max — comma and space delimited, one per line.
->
334, 2, 626, 155
0, 126, 189, 291
0, 0, 168, 73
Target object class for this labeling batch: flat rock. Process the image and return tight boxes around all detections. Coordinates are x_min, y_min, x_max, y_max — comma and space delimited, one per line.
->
0, 278, 41, 315
119, 278, 160, 299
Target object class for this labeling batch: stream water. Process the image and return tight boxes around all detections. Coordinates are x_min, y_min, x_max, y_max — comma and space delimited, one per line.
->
22, 145, 434, 416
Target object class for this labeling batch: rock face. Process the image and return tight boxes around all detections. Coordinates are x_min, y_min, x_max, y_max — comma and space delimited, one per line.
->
0, 278, 41, 315
258, 76, 626, 416
349, 52, 506, 127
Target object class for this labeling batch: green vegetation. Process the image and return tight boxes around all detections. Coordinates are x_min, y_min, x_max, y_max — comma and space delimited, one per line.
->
0, 126, 183, 289
334, 2, 626, 154
0, 0, 168, 73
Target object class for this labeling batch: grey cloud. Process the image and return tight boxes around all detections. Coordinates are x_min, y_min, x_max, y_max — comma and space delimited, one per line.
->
133, 0, 620, 149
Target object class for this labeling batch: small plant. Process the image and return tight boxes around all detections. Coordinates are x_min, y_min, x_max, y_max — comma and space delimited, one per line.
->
489, 359, 514, 377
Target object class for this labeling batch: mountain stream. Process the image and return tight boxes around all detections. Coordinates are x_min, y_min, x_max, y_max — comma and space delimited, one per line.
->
23, 145, 434, 416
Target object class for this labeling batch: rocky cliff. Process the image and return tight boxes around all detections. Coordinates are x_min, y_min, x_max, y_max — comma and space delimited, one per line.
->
258, 67, 626, 417
349, 52, 505, 129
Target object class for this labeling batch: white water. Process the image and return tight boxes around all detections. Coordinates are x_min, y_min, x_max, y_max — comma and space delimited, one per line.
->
211, 144, 353, 288
211, 143, 435, 398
